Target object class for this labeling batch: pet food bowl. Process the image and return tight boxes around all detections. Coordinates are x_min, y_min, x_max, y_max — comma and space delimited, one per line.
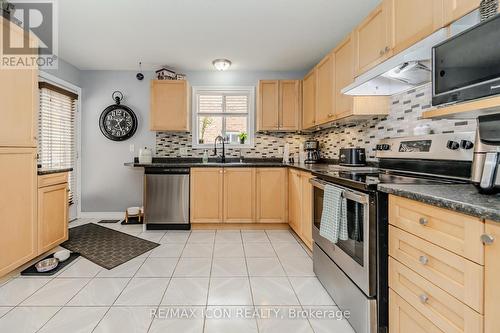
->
35, 258, 59, 273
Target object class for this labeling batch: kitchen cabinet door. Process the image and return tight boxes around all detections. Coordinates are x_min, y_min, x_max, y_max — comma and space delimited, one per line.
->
334, 34, 355, 118
190, 168, 223, 223
38, 182, 68, 254
315, 52, 335, 125
150, 80, 190, 131
0, 148, 38, 277
485, 220, 500, 333
0, 18, 38, 148
257, 80, 279, 131
443, 0, 481, 26
256, 168, 287, 223
300, 172, 314, 250
302, 69, 316, 129
354, 1, 393, 76
223, 168, 255, 223
279, 80, 301, 131
288, 169, 302, 235
391, 0, 444, 54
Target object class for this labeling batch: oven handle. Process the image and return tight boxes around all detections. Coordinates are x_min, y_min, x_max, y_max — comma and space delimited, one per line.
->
309, 178, 369, 204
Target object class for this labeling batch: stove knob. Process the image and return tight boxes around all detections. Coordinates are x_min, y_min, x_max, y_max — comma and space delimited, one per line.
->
460, 140, 474, 150
382, 144, 391, 151
446, 140, 460, 150
376, 144, 383, 151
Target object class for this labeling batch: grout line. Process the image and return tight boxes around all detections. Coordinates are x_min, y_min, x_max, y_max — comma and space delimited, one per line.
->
202, 228, 218, 333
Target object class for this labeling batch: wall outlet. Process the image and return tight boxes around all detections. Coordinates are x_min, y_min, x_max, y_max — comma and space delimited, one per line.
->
179, 147, 188, 156
278, 147, 284, 155
129, 144, 135, 153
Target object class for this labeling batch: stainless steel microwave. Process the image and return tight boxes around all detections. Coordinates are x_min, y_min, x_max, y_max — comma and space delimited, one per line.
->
432, 14, 500, 106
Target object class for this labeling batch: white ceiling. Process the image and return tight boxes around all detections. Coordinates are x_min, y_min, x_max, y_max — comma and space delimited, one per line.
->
58, 0, 379, 71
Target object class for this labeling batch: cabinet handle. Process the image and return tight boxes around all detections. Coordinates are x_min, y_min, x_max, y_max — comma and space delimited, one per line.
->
419, 294, 429, 304
219, 170, 223, 174
481, 234, 495, 245
419, 255, 429, 265
419, 217, 428, 226
384, 46, 390, 53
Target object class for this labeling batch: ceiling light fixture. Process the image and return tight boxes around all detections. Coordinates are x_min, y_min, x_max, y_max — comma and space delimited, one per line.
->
212, 58, 232, 71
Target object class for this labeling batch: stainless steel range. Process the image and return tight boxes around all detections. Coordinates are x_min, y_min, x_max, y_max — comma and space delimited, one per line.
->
310, 132, 475, 333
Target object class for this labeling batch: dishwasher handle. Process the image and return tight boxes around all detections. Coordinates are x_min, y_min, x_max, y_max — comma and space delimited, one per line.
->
145, 167, 190, 175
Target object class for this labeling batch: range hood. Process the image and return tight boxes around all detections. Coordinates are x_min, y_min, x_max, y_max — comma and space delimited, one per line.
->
342, 10, 481, 96
342, 28, 448, 96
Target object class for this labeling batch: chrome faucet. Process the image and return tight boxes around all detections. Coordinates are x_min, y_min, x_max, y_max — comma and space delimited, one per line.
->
213, 135, 226, 163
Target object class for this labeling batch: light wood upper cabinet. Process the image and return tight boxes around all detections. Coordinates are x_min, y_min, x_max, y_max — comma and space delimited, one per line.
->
190, 168, 223, 223
256, 168, 288, 223
443, 0, 481, 26
391, 0, 444, 54
315, 52, 335, 125
302, 69, 316, 129
334, 34, 355, 118
354, 1, 393, 76
0, 148, 38, 277
257, 80, 279, 131
150, 80, 190, 132
279, 80, 301, 131
257, 80, 301, 131
0, 18, 38, 148
484, 220, 500, 333
223, 168, 255, 223
37, 175, 68, 254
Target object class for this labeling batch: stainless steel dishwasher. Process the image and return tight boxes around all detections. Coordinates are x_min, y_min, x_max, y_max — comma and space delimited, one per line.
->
144, 167, 190, 230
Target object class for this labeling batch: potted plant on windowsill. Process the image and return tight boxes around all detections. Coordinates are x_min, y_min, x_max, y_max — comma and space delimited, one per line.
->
238, 132, 248, 145
199, 117, 213, 144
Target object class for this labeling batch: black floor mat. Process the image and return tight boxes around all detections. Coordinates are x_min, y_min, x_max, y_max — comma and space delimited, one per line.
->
98, 219, 121, 224
61, 224, 159, 269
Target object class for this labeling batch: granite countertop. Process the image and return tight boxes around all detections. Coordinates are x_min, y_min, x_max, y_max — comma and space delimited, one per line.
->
124, 157, 337, 174
378, 184, 500, 222
37, 168, 73, 176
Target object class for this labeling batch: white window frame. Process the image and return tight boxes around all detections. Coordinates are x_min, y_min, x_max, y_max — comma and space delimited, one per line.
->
192, 86, 255, 149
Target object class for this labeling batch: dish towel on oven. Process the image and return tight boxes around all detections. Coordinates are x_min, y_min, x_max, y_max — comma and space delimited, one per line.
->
319, 184, 348, 243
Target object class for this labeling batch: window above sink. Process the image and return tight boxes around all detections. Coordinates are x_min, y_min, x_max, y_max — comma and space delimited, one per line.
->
192, 86, 255, 149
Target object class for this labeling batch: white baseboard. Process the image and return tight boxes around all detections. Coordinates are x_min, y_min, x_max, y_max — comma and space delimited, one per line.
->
78, 212, 125, 219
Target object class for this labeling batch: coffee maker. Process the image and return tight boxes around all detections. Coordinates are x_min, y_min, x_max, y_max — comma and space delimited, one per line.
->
471, 113, 500, 194
304, 140, 320, 164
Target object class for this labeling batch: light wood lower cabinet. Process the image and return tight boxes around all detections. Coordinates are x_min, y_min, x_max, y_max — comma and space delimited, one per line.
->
288, 168, 313, 249
389, 195, 500, 333
389, 195, 484, 264
190, 167, 287, 224
223, 168, 255, 223
256, 168, 287, 223
190, 168, 224, 223
484, 220, 500, 333
37, 174, 68, 254
0, 148, 38, 277
390, 289, 446, 333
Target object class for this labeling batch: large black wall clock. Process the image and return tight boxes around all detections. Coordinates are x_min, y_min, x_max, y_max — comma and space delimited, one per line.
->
99, 91, 138, 141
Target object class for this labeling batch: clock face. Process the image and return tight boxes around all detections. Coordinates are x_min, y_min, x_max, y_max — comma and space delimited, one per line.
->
99, 105, 137, 141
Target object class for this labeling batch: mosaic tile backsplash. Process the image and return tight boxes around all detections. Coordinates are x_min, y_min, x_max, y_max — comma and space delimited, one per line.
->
156, 84, 476, 161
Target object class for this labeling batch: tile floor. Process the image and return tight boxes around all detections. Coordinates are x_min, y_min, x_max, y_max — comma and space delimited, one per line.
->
0, 219, 355, 333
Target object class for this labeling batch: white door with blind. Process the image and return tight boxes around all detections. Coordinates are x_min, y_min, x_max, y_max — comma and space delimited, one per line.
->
38, 81, 79, 220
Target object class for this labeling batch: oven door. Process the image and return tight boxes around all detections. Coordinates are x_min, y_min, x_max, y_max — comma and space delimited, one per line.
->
310, 177, 375, 297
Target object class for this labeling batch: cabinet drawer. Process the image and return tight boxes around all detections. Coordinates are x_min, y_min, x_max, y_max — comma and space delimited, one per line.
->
390, 289, 446, 333
389, 258, 483, 333
389, 226, 484, 313
389, 195, 484, 264
38, 172, 68, 188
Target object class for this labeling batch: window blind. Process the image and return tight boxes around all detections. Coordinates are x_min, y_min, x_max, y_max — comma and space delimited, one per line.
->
38, 82, 77, 205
